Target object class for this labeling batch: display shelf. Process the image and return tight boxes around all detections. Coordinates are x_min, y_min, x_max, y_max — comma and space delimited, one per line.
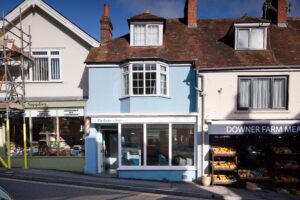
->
212, 175, 237, 185
210, 147, 238, 186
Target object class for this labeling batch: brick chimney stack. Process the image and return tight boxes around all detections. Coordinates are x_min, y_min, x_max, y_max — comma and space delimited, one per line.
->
184, 0, 198, 28
264, 0, 288, 27
100, 3, 113, 45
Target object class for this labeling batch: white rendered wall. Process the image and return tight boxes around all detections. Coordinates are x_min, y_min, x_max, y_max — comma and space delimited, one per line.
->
4, 7, 92, 99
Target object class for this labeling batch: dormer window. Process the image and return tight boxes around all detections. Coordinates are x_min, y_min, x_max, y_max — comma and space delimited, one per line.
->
128, 11, 165, 47
234, 23, 269, 50
130, 23, 163, 46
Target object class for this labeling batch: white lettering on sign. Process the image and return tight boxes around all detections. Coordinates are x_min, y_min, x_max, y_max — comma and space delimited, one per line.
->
92, 118, 123, 124
223, 124, 300, 134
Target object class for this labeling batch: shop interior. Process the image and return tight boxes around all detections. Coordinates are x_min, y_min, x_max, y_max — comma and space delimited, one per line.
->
9, 116, 85, 157
210, 134, 300, 195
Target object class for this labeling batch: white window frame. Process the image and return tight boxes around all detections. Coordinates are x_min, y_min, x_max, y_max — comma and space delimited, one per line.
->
130, 22, 163, 46
27, 49, 62, 82
234, 23, 269, 50
121, 61, 169, 97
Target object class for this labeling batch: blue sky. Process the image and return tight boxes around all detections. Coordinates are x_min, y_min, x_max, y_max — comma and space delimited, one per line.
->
1, 0, 299, 41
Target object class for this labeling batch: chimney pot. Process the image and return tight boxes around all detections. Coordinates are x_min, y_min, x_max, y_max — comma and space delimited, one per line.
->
100, 3, 113, 45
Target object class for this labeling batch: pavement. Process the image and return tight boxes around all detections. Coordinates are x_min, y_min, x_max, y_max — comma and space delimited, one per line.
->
0, 168, 299, 200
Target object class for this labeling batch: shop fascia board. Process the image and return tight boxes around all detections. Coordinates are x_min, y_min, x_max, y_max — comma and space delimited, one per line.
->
25, 101, 86, 109
207, 120, 300, 125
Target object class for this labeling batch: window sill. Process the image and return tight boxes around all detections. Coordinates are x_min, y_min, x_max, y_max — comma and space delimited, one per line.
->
119, 95, 171, 100
118, 166, 196, 171
235, 110, 289, 114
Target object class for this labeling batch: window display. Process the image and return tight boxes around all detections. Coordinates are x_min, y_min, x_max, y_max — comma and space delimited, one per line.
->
172, 124, 194, 166
209, 135, 300, 195
121, 124, 143, 166
147, 124, 169, 166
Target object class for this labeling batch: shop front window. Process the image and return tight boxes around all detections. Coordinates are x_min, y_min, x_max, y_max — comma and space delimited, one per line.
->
31, 117, 57, 156
30, 116, 84, 156
172, 124, 194, 166
147, 124, 169, 166
121, 124, 143, 166
59, 117, 85, 156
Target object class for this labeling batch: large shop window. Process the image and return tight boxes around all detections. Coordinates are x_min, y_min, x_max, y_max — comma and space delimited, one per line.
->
121, 123, 195, 167
121, 124, 144, 166
8, 116, 85, 157
172, 124, 194, 166
122, 62, 168, 97
238, 76, 287, 110
29, 50, 61, 81
31, 117, 85, 156
147, 124, 169, 166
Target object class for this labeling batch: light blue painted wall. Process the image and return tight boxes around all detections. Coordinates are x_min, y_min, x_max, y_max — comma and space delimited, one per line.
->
84, 126, 98, 174
118, 170, 196, 182
87, 65, 197, 114
87, 67, 121, 114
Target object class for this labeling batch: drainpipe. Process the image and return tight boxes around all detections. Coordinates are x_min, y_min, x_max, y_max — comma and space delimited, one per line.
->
196, 71, 206, 177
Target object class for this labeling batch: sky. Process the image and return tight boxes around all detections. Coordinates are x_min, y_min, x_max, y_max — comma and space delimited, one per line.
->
0, 0, 299, 42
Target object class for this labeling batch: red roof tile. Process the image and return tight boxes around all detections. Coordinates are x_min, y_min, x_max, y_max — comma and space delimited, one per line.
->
85, 17, 300, 69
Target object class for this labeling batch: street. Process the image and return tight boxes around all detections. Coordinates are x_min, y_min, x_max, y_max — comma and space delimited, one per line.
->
0, 177, 203, 200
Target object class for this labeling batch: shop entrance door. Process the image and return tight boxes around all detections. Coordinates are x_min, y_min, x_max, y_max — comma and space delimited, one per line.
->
100, 125, 118, 174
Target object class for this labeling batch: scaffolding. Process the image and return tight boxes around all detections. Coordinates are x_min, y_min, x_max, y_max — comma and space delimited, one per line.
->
0, 10, 33, 169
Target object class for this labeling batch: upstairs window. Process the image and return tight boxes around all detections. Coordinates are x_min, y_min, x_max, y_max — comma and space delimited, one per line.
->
235, 23, 269, 50
238, 76, 288, 110
122, 62, 168, 97
130, 23, 163, 46
29, 50, 61, 81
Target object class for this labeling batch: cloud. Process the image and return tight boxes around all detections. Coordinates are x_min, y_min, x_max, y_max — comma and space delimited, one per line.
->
115, 0, 185, 18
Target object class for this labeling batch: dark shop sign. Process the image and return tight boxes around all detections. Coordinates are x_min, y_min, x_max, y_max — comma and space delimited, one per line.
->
208, 124, 300, 135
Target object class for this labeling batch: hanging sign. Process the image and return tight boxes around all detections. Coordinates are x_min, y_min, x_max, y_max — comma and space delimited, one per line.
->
208, 123, 300, 135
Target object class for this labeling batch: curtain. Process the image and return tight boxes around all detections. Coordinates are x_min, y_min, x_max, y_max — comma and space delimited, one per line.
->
239, 79, 251, 108
134, 25, 146, 46
252, 79, 271, 109
147, 25, 159, 45
33, 57, 48, 81
51, 58, 60, 80
250, 28, 264, 49
273, 78, 285, 108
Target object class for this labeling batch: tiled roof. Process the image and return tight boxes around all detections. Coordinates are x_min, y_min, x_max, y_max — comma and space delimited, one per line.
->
85, 17, 300, 69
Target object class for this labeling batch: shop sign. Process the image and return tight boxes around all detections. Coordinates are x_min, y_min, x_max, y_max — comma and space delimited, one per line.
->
30, 110, 56, 117
26, 102, 47, 108
208, 124, 300, 135
58, 109, 84, 117
92, 118, 123, 124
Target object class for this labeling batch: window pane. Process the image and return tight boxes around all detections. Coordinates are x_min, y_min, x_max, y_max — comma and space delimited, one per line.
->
121, 125, 143, 166
147, 124, 169, 166
51, 58, 60, 80
252, 78, 271, 109
123, 74, 129, 95
172, 124, 194, 166
32, 51, 47, 56
145, 72, 156, 94
59, 117, 85, 156
147, 25, 159, 45
160, 74, 167, 95
134, 25, 146, 46
239, 79, 251, 108
273, 78, 286, 108
50, 51, 60, 55
250, 28, 264, 49
33, 57, 48, 81
31, 117, 57, 156
238, 29, 249, 49
132, 72, 144, 95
